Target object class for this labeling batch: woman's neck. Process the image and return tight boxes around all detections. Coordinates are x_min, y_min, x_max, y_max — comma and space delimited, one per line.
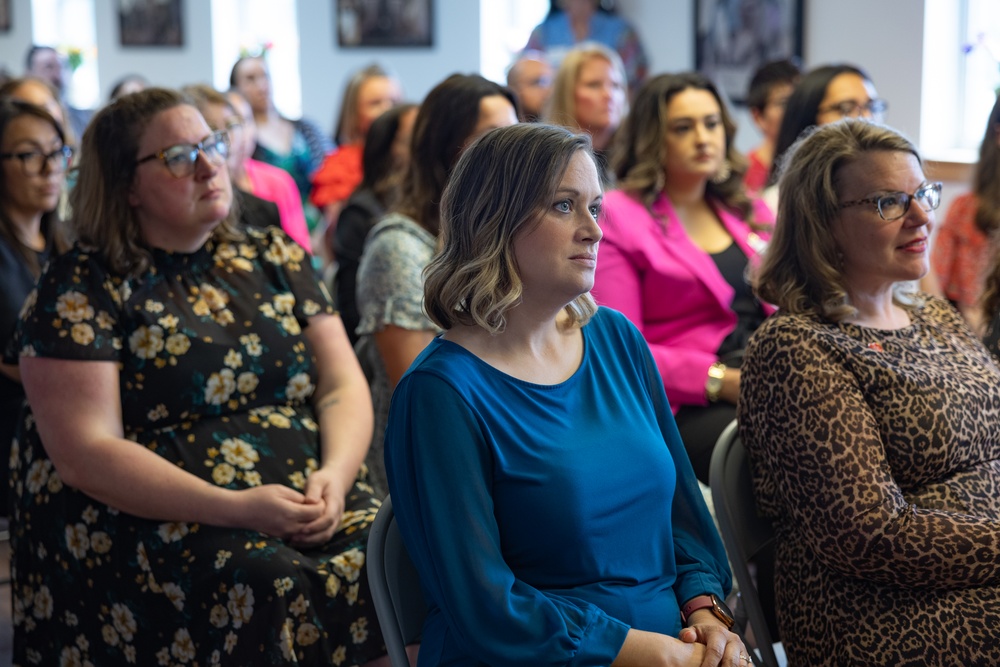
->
664, 177, 708, 209
590, 126, 615, 152
844, 283, 910, 329
568, 7, 595, 42
231, 166, 252, 191
444, 300, 580, 384
5, 209, 45, 251
253, 105, 278, 124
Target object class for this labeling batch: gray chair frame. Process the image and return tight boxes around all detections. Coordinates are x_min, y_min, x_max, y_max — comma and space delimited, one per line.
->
367, 495, 426, 667
710, 420, 781, 667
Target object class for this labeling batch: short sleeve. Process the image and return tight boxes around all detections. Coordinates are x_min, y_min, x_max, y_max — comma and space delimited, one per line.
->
251, 227, 335, 324
16, 248, 126, 362
355, 220, 436, 336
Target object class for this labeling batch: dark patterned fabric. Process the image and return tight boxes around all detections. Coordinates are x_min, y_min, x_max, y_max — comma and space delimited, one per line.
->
739, 296, 1000, 666
11, 226, 384, 666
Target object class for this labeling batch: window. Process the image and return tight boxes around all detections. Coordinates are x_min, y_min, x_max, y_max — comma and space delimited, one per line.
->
31, 0, 99, 110
211, 0, 302, 118
959, 0, 1000, 149
479, 0, 549, 85
922, 0, 1000, 160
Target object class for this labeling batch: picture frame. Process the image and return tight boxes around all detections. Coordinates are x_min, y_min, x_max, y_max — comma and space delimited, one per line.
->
118, 0, 184, 48
0, 0, 11, 34
695, 0, 804, 105
336, 0, 433, 48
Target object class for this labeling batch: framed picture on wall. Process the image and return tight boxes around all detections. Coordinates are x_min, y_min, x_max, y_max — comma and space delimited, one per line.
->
119, 0, 184, 47
0, 0, 11, 34
336, 0, 433, 48
695, 0, 804, 105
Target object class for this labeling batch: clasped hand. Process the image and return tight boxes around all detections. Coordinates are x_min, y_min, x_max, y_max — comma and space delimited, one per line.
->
680, 615, 749, 667
237, 468, 347, 547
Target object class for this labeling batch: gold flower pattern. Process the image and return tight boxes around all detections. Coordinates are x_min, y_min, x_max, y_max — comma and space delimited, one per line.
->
11, 227, 384, 664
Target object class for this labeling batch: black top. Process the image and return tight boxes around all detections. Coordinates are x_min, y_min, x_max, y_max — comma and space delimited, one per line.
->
710, 241, 765, 362
334, 187, 385, 346
235, 188, 281, 231
1, 234, 53, 515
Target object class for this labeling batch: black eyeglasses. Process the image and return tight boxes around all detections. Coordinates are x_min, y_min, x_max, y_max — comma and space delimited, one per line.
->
0, 145, 73, 176
839, 182, 942, 221
818, 98, 888, 120
135, 130, 229, 178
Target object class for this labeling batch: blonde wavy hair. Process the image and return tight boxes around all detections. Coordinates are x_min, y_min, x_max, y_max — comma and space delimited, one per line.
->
424, 123, 597, 334
72, 87, 241, 278
544, 43, 628, 133
755, 119, 924, 321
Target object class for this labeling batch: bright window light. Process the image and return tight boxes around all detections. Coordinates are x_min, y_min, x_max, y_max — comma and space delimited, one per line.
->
211, 0, 302, 118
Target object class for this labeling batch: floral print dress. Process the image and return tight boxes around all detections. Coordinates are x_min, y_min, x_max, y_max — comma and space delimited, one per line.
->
10, 227, 384, 666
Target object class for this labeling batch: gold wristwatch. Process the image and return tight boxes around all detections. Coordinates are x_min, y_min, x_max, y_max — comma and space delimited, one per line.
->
706, 362, 727, 403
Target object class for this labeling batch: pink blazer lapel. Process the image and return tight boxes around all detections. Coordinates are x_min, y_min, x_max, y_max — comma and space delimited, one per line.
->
651, 195, 737, 313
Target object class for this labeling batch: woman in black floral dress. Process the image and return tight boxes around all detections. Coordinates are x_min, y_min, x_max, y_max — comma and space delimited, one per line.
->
10, 88, 387, 666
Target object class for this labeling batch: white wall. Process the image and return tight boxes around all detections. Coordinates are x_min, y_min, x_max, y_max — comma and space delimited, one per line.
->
0, 0, 37, 76
0, 0, 949, 167
94, 0, 215, 101
297, 0, 480, 136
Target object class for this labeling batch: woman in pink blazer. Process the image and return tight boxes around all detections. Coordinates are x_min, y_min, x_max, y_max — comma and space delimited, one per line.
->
593, 72, 774, 482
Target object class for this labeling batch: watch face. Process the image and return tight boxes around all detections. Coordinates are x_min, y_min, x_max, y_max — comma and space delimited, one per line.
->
711, 594, 735, 628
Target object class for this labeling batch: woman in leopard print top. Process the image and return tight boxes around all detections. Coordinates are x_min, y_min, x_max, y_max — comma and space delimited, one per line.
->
739, 120, 1000, 666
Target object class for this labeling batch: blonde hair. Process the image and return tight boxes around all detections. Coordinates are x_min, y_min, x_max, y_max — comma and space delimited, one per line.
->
755, 119, 923, 321
72, 87, 241, 277
334, 63, 396, 145
424, 123, 597, 333
545, 43, 628, 132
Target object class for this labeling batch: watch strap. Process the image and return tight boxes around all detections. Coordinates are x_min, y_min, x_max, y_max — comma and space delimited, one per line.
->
680, 595, 715, 624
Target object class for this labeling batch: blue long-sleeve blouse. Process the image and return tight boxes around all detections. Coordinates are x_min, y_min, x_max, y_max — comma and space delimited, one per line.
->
385, 307, 731, 666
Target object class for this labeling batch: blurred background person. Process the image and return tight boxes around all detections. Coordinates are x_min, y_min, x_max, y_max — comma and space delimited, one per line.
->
743, 58, 800, 195
224, 88, 311, 252
593, 72, 773, 483
763, 63, 882, 210
355, 73, 516, 497
0, 99, 71, 518
311, 64, 402, 232
230, 55, 331, 236
545, 42, 628, 179
506, 50, 554, 122
107, 73, 149, 102
1, 76, 73, 147
334, 102, 418, 349
24, 45, 91, 141
933, 93, 1000, 334
526, 0, 648, 97
184, 83, 284, 234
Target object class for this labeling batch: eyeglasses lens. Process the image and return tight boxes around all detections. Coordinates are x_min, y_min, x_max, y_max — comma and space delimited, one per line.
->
163, 132, 229, 177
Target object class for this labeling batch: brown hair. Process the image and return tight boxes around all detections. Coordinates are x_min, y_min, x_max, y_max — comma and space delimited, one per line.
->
425, 123, 597, 333
71, 87, 241, 277
755, 119, 923, 321
973, 94, 1000, 235
613, 71, 752, 223
395, 73, 516, 237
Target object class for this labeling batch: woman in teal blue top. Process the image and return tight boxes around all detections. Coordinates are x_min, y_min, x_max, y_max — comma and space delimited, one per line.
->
384, 124, 745, 667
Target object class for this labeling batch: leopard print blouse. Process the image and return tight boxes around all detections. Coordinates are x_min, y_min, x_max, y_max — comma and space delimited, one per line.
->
739, 296, 1000, 666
